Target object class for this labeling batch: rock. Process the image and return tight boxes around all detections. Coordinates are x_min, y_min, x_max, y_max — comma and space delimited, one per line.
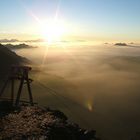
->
84, 130, 96, 139
0, 106, 98, 140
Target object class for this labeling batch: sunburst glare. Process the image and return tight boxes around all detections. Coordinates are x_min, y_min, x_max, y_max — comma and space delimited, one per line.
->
39, 19, 67, 43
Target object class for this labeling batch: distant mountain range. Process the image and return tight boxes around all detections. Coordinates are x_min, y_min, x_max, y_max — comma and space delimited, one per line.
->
0, 44, 29, 78
3, 43, 37, 50
114, 43, 128, 46
0, 39, 43, 43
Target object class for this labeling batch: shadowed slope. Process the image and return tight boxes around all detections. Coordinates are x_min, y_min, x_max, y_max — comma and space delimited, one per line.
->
0, 44, 29, 78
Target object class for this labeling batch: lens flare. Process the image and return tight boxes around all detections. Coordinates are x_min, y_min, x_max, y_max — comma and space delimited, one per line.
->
86, 101, 93, 111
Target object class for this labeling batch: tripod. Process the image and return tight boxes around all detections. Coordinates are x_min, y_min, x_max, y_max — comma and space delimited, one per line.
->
0, 65, 34, 106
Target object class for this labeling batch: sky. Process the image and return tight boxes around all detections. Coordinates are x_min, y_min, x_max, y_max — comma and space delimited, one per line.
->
0, 0, 140, 42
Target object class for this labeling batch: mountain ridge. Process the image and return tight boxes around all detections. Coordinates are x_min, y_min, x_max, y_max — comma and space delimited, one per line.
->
0, 44, 29, 78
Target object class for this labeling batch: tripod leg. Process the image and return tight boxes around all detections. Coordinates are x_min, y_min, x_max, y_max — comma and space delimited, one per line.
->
26, 73, 33, 106
11, 79, 14, 105
0, 79, 9, 97
15, 77, 24, 106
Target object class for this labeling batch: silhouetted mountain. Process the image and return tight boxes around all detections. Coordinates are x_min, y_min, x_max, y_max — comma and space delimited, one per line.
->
0, 38, 44, 43
4, 43, 37, 50
0, 39, 18, 43
114, 43, 128, 46
0, 44, 28, 78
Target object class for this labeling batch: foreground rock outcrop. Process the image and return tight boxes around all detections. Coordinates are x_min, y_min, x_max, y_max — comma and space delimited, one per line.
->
0, 106, 99, 140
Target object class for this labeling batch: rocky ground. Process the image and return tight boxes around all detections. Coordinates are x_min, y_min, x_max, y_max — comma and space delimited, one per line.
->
0, 105, 99, 140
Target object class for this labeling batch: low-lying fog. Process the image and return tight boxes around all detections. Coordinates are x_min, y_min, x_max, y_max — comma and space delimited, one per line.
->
15, 42, 140, 140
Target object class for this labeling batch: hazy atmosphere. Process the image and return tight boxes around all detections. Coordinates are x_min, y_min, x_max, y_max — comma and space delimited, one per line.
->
12, 42, 140, 140
0, 0, 140, 140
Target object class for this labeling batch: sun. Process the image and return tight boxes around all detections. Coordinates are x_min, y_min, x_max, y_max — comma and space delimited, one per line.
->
40, 19, 66, 43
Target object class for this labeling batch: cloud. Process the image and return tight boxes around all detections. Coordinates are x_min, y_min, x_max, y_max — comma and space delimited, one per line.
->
24, 39, 44, 43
